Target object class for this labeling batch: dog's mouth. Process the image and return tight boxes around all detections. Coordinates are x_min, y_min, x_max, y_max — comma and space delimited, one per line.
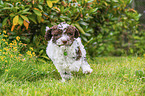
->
57, 43, 72, 47
58, 44, 70, 48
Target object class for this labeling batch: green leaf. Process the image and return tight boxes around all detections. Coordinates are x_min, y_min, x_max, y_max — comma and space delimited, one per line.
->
73, 13, 80, 21
37, 16, 41, 23
29, 15, 37, 24
112, 0, 118, 2
20, 15, 29, 21
2, 17, 8, 27
22, 8, 30, 12
91, 8, 98, 13
74, 23, 85, 34
80, 21, 89, 26
106, 0, 111, 2
40, 56, 50, 60
47, 0, 53, 8
39, 50, 44, 55
18, 8, 31, 15
51, 0, 59, 3
3, 7, 11, 9
0, 0, 4, 4
129, 0, 133, 4
38, 5, 43, 10
37, 58, 46, 63
18, 17, 23, 26
33, 9, 42, 17
82, 36, 88, 42
6, 3, 13, 7
21, 12, 32, 15
16, 2, 21, 6
10, 13, 15, 17
63, 7, 70, 13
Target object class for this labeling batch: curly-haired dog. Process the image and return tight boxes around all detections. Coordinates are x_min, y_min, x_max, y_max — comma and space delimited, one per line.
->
45, 22, 93, 81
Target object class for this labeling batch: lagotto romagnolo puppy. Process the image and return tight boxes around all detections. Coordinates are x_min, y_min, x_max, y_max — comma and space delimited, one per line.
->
45, 22, 93, 81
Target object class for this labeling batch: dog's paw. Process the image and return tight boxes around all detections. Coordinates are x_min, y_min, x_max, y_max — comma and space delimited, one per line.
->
83, 68, 93, 74
61, 78, 66, 82
60, 73, 72, 82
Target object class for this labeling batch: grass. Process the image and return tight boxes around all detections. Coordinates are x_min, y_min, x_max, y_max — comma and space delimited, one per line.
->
0, 57, 145, 96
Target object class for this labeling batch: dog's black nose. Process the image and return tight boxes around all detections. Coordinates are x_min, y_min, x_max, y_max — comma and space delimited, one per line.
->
62, 40, 67, 44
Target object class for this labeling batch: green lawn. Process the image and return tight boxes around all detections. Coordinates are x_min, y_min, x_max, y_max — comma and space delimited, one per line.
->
0, 57, 145, 96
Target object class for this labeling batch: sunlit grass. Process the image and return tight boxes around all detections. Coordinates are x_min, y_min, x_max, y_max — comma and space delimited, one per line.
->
0, 57, 145, 96
0, 31, 145, 95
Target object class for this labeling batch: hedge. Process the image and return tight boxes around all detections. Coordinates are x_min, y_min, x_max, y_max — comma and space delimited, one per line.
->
0, 0, 142, 57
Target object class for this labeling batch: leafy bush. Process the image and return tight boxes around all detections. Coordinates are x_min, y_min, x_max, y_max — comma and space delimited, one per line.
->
83, 0, 141, 56
0, 0, 141, 57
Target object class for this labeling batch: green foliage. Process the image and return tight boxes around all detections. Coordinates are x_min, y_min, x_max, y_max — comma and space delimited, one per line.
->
0, 30, 38, 81
0, 0, 141, 56
0, 30, 57, 82
83, 0, 141, 56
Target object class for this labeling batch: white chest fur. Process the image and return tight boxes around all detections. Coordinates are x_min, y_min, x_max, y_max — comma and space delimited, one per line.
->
46, 38, 82, 72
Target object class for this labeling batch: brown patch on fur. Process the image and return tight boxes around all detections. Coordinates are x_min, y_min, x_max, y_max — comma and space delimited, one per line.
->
76, 47, 82, 60
45, 25, 63, 42
45, 31, 52, 41
45, 25, 58, 41
51, 29, 62, 43
66, 25, 80, 43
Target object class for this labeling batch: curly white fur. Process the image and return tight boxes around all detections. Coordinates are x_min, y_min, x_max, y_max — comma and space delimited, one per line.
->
45, 22, 93, 81
46, 38, 93, 81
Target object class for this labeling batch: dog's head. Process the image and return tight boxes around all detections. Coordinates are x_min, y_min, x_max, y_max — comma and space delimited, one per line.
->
45, 22, 80, 46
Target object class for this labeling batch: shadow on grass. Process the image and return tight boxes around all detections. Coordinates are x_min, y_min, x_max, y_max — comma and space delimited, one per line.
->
26, 70, 87, 82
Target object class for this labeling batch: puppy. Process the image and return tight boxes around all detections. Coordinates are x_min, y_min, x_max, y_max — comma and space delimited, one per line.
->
45, 22, 93, 81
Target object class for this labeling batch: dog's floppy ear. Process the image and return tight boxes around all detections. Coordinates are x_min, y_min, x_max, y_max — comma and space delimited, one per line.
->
45, 26, 52, 41
74, 27, 80, 38
45, 25, 58, 41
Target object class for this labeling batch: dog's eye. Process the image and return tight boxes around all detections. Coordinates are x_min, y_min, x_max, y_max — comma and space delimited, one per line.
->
54, 34, 60, 36
67, 33, 73, 36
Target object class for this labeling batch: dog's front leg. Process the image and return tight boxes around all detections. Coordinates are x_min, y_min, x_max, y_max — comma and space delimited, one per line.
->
59, 71, 72, 82
56, 66, 72, 82
81, 57, 93, 74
